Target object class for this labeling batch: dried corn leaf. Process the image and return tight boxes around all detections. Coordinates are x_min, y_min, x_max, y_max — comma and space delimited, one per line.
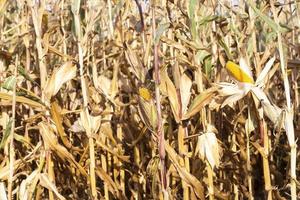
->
0, 92, 45, 109
44, 61, 76, 100
284, 109, 295, 146
39, 173, 66, 200
183, 88, 216, 119
124, 44, 145, 82
95, 168, 120, 198
0, 159, 23, 180
38, 122, 87, 177
180, 73, 192, 115
95, 139, 129, 162
19, 170, 39, 200
0, 182, 7, 200
165, 142, 205, 199
160, 70, 180, 122
50, 101, 81, 151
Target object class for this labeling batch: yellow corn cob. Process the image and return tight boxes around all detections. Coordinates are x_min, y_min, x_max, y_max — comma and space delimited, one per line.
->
226, 61, 254, 84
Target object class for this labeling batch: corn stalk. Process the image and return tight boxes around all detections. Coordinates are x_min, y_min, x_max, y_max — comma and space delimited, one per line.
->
270, 2, 297, 199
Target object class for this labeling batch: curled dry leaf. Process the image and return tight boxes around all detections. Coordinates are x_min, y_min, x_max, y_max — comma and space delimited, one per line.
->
44, 61, 77, 100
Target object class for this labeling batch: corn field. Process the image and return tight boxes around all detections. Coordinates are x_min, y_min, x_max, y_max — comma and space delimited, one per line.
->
0, 0, 299, 199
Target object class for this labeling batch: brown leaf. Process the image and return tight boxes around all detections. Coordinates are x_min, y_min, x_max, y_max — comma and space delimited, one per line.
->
50, 101, 81, 151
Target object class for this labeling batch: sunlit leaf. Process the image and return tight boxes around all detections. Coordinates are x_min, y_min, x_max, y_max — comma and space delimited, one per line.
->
44, 61, 77, 100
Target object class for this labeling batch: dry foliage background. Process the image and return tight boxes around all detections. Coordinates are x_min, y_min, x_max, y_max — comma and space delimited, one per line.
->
0, 0, 299, 199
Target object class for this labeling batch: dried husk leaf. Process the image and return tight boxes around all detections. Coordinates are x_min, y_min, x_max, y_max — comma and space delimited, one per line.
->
255, 57, 276, 87
196, 132, 220, 169
137, 97, 157, 131
97, 75, 111, 97
80, 108, 101, 137
261, 101, 282, 125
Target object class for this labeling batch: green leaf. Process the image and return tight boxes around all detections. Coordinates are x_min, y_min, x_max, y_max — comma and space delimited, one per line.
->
248, 2, 285, 33
188, 0, 197, 40
18, 66, 36, 84
199, 15, 218, 26
0, 119, 12, 149
217, 38, 232, 60
195, 50, 210, 64
2, 76, 16, 91
204, 57, 213, 78
188, 0, 196, 19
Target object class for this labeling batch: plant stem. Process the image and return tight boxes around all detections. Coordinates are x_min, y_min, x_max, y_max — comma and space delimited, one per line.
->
152, 5, 167, 194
